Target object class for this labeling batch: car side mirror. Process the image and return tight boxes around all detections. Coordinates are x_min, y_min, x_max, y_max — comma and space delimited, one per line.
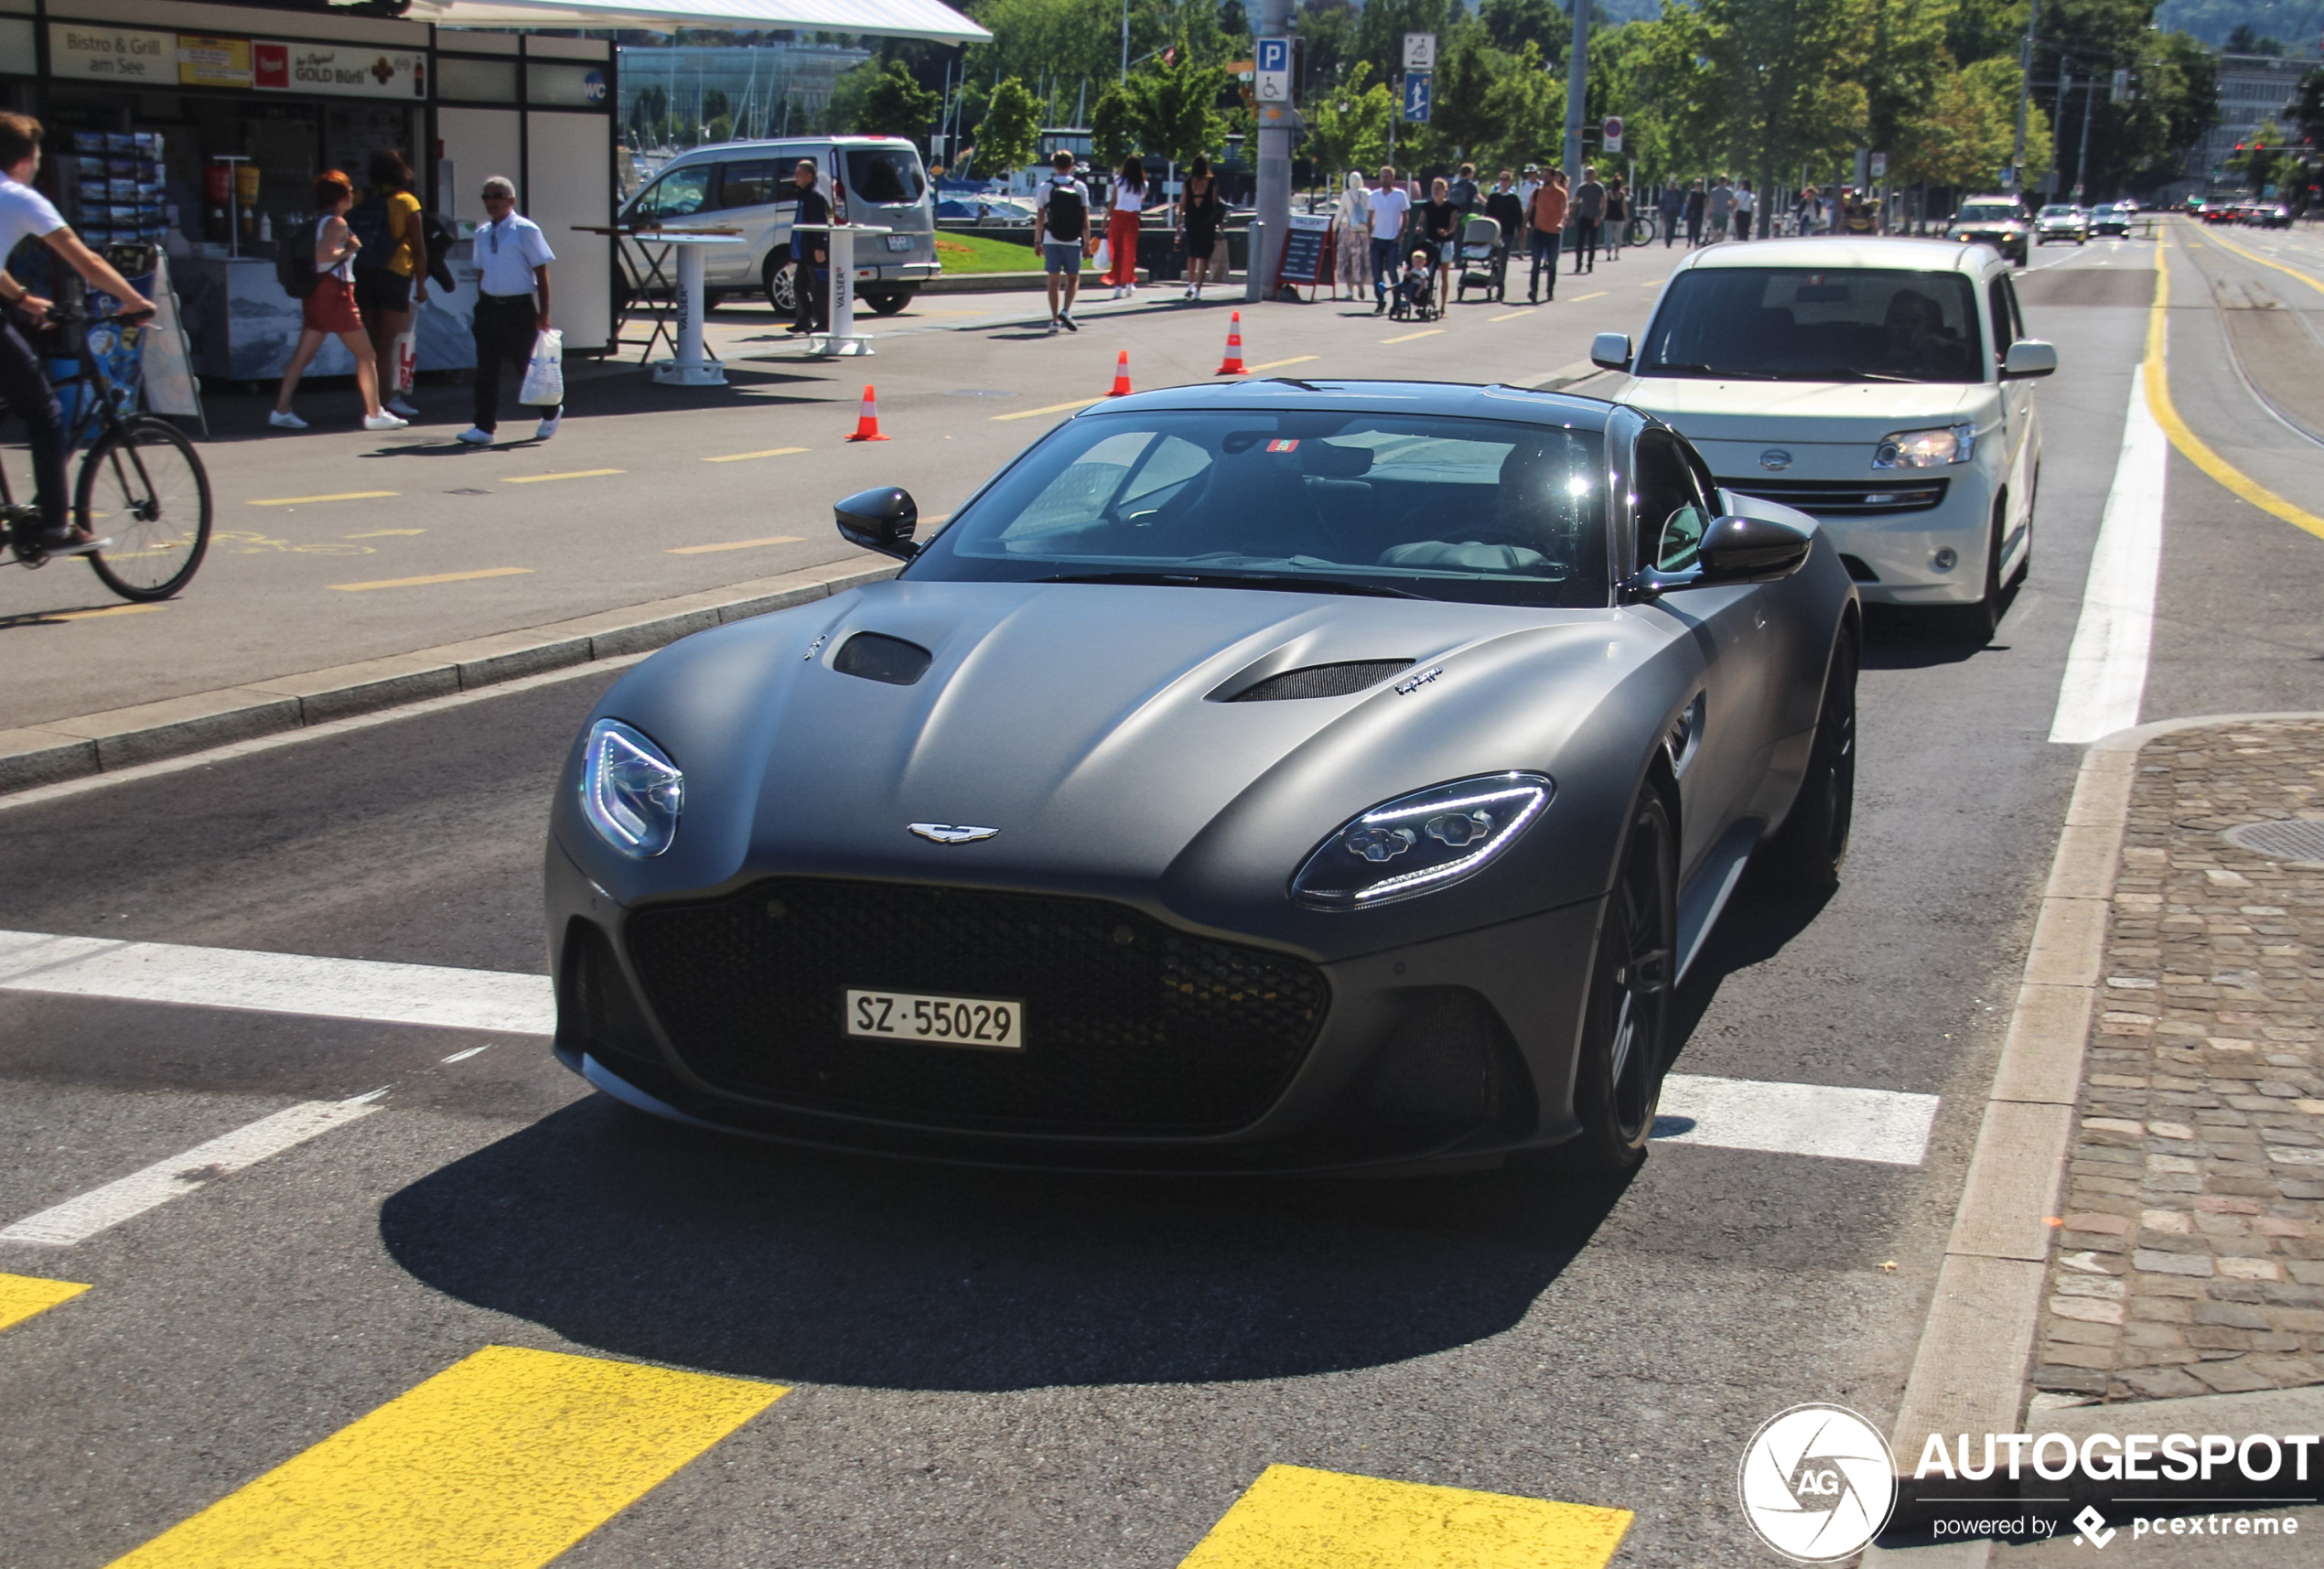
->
1590, 331, 1633, 371
2001, 339, 2058, 379
834, 485, 920, 560
1697, 513, 1813, 582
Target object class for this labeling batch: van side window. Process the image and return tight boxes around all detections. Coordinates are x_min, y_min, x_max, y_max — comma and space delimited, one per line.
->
719, 161, 788, 210
634, 165, 713, 222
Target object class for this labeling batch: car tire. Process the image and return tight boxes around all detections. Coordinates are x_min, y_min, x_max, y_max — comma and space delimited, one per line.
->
764, 258, 799, 315
864, 290, 911, 316
1762, 629, 1857, 893
1548, 786, 1674, 1178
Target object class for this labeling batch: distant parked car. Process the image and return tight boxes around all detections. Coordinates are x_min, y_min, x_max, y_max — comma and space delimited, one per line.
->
2253, 203, 2293, 230
939, 194, 1036, 226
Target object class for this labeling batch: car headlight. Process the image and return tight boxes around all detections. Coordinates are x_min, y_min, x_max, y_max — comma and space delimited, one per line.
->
580, 718, 683, 857
1291, 772, 1553, 909
1873, 424, 1975, 468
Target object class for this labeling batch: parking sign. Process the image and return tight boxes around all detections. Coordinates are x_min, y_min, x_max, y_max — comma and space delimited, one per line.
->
1404, 32, 1436, 71
1255, 37, 1289, 103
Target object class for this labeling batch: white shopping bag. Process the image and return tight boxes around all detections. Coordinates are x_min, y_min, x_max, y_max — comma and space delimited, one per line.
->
519, 328, 564, 405
390, 327, 416, 395
1093, 236, 1110, 273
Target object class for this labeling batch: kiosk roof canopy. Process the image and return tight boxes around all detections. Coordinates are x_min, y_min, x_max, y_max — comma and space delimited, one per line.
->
399, 0, 992, 46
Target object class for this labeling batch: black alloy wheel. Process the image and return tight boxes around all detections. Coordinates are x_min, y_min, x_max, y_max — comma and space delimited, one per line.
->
1553, 789, 1675, 1177
1764, 629, 1858, 892
864, 291, 911, 317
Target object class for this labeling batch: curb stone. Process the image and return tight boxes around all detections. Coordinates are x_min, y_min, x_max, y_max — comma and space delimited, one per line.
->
1866, 713, 2324, 1567
0, 555, 898, 796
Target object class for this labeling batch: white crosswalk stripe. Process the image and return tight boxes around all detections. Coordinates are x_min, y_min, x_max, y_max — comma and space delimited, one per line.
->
0, 929, 1938, 1167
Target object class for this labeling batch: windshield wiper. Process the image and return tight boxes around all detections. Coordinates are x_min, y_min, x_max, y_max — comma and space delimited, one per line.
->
1034, 570, 1428, 599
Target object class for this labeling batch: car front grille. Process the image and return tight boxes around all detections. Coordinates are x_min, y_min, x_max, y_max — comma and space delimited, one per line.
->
1721, 477, 1950, 516
623, 878, 1329, 1134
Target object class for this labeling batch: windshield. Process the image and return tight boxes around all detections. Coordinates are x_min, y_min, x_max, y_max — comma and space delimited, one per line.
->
1637, 266, 1985, 384
629, 165, 713, 222
2039, 205, 2074, 217
1956, 203, 2019, 223
845, 147, 927, 206
908, 410, 1609, 608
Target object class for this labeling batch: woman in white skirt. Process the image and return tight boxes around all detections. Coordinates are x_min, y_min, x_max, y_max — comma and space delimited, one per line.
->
1333, 171, 1371, 297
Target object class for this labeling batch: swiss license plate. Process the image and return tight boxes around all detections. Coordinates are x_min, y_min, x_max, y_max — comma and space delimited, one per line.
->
883, 233, 913, 253
845, 989, 1024, 1050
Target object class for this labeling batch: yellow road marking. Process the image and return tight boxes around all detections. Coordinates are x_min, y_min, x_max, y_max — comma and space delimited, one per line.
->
2146, 232, 2324, 543
993, 395, 1106, 422
502, 468, 625, 484
1490, 307, 1535, 320
347, 529, 425, 539
102, 1345, 784, 1569
247, 490, 399, 507
1570, 291, 1609, 302
0, 1273, 89, 1333
1178, 1465, 1633, 1569
702, 446, 810, 463
329, 567, 534, 592
1380, 328, 1445, 343
667, 534, 805, 555
2197, 220, 2324, 298
1241, 355, 1321, 373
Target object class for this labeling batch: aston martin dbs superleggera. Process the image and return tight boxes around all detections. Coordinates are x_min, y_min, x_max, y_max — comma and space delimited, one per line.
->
547, 380, 1859, 1174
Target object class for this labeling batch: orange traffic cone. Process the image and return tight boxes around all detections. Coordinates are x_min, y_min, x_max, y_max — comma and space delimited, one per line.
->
1107, 349, 1132, 397
1215, 311, 1247, 375
845, 384, 890, 442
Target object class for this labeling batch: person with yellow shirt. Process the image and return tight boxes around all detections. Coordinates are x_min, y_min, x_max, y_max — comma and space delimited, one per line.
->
350, 150, 428, 421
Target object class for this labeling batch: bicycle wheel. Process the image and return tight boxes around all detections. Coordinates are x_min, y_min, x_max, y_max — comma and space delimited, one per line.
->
81, 415, 211, 602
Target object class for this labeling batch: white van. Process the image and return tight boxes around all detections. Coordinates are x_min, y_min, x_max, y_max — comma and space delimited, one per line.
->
616, 135, 938, 316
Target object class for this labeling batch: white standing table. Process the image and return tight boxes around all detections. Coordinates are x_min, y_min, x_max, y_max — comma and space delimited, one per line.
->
640, 232, 748, 386
789, 223, 893, 357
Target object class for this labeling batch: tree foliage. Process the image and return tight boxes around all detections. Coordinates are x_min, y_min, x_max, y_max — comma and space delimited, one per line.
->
974, 77, 1042, 174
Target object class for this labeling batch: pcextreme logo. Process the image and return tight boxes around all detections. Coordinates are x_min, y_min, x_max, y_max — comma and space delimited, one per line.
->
1737, 1403, 1898, 1562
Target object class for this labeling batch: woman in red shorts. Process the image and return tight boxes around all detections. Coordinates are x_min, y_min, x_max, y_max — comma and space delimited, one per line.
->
270, 169, 404, 433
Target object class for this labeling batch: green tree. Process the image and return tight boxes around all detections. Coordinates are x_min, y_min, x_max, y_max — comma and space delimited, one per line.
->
1479, 0, 1565, 58
2228, 115, 2291, 188
855, 59, 943, 144
1299, 0, 1363, 91
1301, 65, 1398, 174
974, 77, 1043, 175
1475, 39, 1565, 173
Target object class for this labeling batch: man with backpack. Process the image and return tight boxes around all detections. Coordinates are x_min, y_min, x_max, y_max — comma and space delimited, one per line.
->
346, 150, 427, 420
1034, 150, 1089, 333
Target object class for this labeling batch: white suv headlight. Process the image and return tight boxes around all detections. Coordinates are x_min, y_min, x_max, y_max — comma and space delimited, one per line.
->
1873, 424, 1975, 468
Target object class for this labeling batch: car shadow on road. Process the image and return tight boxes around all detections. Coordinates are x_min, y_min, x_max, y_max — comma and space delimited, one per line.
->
1859, 588, 2024, 670
378, 1093, 1630, 1392
1660, 867, 1837, 1067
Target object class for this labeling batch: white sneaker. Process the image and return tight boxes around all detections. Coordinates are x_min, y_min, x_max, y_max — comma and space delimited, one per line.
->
268, 409, 307, 430
384, 394, 419, 419
362, 412, 408, 433
456, 425, 494, 446
535, 415, 561, 441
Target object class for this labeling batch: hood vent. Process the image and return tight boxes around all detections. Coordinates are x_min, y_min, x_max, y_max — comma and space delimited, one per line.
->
1226, 660, 1415, 702
833, 632, 934, 686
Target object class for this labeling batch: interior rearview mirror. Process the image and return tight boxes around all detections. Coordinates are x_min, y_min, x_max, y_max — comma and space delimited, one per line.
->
2001, 339, 2058, 379
834, 486, 920, 560
1590, 331, 1633, 372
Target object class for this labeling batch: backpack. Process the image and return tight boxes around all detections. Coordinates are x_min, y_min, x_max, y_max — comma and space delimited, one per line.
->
274, 219, 320, 299
1449, 177, 1479, 212
1044, 181, 1086, 242
418, 207, 457, 292
345, 194, 393, 274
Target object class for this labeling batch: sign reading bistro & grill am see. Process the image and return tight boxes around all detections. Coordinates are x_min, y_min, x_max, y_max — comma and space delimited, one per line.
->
48, 26, 424, 99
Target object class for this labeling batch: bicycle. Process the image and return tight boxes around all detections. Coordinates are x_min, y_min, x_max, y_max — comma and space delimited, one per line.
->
0, 277, 211, 603
1625, 211, 1659, 247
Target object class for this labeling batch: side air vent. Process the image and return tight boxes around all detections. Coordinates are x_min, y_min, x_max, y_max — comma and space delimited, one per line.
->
833, 632, 933, 685
1226, 660, 1415, 702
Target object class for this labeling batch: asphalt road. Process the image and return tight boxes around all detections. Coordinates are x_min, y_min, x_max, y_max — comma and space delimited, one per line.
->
1, 227, 2319, 1567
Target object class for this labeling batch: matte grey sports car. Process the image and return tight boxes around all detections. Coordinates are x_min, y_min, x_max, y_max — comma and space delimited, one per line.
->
546, 380, 1859, 1175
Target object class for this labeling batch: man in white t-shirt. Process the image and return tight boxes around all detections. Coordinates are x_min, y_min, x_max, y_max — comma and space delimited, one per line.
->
1366, 165, 1411, 315
0, 112, 151, 556
1033, 150, 1091, 333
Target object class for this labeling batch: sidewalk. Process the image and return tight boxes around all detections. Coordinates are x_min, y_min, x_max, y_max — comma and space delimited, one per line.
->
2035, 718, 2324, 1402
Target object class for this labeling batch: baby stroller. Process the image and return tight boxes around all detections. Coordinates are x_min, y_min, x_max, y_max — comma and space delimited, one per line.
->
1386, 247, 1439, 321
1454, 215, 1507, 303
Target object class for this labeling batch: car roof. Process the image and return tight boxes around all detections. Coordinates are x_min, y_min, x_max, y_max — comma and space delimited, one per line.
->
1675, 236, 1995, 274
1071, 378, 1620, 433
658, 135, 920, 167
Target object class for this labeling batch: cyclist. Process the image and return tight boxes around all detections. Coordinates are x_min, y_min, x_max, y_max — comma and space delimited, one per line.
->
0, 112, 151, 557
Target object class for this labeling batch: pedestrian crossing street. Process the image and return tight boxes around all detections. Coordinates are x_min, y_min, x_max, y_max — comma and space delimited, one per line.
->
0, 920, 1931, 1564
1, 1282, 1632, 1567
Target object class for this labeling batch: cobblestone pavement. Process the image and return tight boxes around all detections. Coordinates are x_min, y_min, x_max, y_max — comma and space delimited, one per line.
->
2036, 719, 2324, 1402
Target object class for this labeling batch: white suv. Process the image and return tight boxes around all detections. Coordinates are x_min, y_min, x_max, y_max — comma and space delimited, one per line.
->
1593, 237, 2055, 635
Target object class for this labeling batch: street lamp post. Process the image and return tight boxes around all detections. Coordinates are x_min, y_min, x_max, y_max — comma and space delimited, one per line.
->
1562, 0, 1588, 180
2010, 0, 2039, 190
